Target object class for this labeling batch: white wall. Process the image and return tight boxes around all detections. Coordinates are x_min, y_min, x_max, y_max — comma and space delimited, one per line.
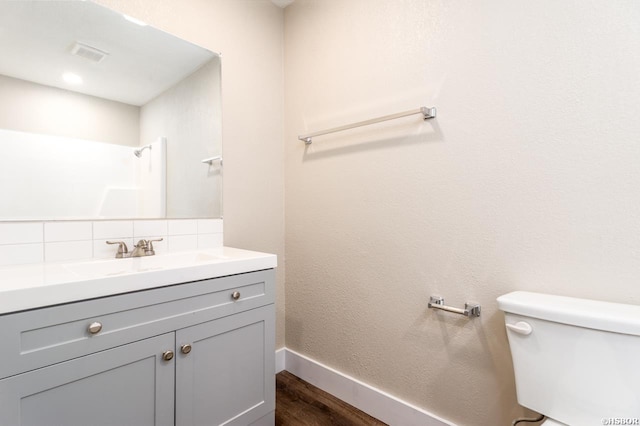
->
136, 138, 167, 219
284, 1, 640, 425
141, 58, 222, 218
0, 74, 139, 146
95, 0, 286, 348
0, 129, 165, 220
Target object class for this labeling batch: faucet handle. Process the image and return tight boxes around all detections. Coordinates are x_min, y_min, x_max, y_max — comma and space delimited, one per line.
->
135, 239, 149, 248
146, 238, 163, 256
106, 241, 129, 258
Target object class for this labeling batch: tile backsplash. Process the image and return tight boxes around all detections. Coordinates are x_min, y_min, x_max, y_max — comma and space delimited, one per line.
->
0, 219, 223, 267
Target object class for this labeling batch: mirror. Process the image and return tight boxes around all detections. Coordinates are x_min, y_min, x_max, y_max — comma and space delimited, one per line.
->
0, 1, 222, 220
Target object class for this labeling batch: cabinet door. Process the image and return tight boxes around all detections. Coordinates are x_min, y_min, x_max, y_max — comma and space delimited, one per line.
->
176, 305, 275, 426
0, 333, 175, 426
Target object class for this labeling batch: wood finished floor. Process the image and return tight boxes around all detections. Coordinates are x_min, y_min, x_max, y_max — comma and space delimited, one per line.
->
276, 371, 388, 426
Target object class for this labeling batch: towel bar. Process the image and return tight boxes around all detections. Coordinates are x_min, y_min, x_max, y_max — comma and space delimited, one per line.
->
428, 296, 481, 318
298, 106, 436, 144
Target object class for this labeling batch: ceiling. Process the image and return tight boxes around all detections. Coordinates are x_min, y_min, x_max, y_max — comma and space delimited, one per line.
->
0, 1, 216, 106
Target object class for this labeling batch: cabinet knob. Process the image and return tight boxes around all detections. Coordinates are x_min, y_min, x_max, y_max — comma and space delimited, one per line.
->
88, 322, 103, 334
231, 291, 241, 301
162, 350, 174, 361
181, 344, 192, 355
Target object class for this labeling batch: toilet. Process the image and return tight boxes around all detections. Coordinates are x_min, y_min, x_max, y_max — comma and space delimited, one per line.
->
497, 291, 640, 425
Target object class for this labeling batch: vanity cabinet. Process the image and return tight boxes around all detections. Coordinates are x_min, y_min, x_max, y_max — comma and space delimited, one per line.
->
175, 306, 272, 426
0, 333, 175, 426
0, 269, 275, 426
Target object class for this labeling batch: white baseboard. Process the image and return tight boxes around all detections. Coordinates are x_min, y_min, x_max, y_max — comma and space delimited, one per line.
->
280, 348, 456, 426
275, 347, 286, 373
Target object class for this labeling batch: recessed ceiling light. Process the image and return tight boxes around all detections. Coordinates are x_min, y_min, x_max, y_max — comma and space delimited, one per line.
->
62, 72, 83, 85
123, 14, 148, 26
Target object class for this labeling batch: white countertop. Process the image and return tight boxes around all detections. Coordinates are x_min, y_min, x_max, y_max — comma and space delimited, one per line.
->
0, 247, 277, 314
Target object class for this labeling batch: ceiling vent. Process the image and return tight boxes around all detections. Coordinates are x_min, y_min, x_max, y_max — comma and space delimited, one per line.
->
70, 42, 110, 64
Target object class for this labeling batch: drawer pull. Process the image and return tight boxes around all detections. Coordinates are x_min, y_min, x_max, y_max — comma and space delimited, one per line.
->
181, 344, 192, 355
231, 291, 241, 301
162, 350, 174, 361
88, 322, 103, 334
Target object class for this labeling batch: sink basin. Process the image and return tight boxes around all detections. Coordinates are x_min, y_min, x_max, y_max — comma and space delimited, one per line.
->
64, 251, 225, 278
0, 246, 276, 315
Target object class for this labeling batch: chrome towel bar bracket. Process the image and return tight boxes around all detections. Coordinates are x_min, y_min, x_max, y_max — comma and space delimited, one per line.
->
428, 296, 481, 318
201, 156, 222, 165
298, 106, 436, 144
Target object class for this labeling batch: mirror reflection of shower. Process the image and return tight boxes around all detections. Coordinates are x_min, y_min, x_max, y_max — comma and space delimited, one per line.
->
134, 144, 152, 158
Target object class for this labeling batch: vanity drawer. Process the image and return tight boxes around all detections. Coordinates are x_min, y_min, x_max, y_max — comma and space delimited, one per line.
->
0, 269, 274, 379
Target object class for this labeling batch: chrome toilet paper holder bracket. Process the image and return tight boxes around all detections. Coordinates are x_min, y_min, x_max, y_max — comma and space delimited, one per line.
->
428, 296, 481, 318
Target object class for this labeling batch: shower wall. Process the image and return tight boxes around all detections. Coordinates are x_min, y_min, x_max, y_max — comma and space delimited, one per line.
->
0, 128, 165, 219
0, 73, 169, 219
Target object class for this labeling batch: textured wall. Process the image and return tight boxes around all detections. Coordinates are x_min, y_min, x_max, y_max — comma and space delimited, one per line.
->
284, 1, 640, 425
0, 74, 139, 146
96, 0, 286, 348
141, 58, 222, 218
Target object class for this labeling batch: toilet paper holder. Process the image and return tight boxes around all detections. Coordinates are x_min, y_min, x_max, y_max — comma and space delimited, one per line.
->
428, 296, 481, 318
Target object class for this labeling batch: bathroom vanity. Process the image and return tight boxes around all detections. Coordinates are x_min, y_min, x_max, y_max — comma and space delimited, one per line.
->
0, 247, 276, 426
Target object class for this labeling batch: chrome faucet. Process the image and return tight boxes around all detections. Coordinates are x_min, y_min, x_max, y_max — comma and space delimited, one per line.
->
106, 238, 163, 258
130, 240, 148, 257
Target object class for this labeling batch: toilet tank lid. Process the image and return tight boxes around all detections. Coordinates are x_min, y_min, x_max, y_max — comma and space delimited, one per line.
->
497, 291, 640, 337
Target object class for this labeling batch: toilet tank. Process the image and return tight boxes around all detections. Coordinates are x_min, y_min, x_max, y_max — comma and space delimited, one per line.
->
497, 291, 640, 425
